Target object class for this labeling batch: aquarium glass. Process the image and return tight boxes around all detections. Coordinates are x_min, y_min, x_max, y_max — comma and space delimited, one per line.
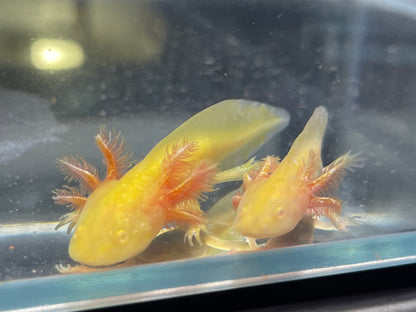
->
1, 0, 416, 311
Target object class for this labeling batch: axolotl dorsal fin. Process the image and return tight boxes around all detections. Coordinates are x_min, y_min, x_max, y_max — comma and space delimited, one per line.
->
145, 99, 290, 170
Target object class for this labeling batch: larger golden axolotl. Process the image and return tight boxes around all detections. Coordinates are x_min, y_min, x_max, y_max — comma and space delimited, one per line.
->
53, 99, 289, 269
232, 106, 362, 245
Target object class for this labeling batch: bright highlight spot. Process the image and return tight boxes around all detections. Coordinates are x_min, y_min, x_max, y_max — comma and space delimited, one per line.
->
42, 47, 61, 63
30, 39, 84, 70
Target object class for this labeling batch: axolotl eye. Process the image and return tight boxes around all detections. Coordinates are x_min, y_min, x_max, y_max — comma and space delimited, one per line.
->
275, 206, 286, 219
116, 229, 129, 245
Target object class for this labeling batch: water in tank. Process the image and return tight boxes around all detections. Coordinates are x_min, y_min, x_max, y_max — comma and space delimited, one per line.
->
1, 0, 416, 311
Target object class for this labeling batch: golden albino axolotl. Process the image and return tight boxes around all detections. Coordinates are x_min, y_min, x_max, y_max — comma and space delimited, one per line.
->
53, 99, 289, 269
232, 106, 362, 246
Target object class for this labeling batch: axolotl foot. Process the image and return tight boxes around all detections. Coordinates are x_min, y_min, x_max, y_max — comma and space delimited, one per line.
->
184, 224, 204, 246
184, 224, 256, 251
55, 211, 80, 234
55, 263, 95, 274
56, 259, 137, 274
55, 263, 119, 274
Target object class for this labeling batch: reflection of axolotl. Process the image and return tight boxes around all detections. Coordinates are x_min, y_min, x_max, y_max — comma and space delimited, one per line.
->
53, 99, 290, 271
230, 106, 362, 248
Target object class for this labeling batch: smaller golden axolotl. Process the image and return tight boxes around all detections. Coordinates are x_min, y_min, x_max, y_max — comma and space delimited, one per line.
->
53, 99, 289, 270
232, 106, 362, 246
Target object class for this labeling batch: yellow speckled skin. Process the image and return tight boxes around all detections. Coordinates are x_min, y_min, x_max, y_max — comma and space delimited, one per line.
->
68, 100, 290, 266
233, 106, 328, 238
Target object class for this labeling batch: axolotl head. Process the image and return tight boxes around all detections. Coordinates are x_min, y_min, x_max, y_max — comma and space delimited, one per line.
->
233, 179, 310, 239
68, 180, 166, 267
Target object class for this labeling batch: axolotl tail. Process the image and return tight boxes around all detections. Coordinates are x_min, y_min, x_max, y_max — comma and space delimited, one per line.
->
284, 106, 328, 167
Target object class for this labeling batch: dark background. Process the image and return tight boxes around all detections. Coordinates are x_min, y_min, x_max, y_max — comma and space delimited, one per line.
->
1, 0, 416, 310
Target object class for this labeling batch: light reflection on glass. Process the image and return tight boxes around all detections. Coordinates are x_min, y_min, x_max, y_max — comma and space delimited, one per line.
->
30, 39, 84, 70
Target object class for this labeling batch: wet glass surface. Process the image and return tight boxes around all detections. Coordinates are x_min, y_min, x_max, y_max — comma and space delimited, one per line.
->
1, 0, 416, 310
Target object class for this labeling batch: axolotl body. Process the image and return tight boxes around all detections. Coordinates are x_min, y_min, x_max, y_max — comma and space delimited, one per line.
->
232, 106, 361, 240
53, 99, 290, 268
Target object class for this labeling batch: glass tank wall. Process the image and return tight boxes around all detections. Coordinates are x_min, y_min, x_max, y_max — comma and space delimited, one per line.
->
1, 0, 416, 310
